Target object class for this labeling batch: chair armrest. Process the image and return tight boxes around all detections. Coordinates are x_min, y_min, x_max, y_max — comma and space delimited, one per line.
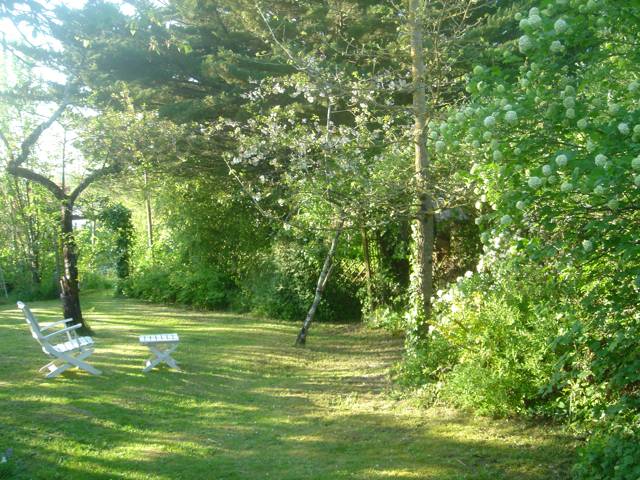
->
40, 319, 74, 331
43, 323, 82, 340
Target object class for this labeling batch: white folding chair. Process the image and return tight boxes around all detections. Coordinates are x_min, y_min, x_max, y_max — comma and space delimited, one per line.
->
17, 301, 102, 378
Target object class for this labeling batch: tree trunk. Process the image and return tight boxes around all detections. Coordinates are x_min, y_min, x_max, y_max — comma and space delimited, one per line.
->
60, 201, 87, 331
0, 265, 8, 299
296, 224, 343, 345
409, 0, 435, 334
144, 171, 153, 250
362, 227, 374, 308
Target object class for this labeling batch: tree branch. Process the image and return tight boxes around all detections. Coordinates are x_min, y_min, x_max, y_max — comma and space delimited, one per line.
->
68, 164, 122, 205
8, 166, 65, 199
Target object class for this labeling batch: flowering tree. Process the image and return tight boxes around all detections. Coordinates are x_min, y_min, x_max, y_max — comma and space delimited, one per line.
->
426, 0, 640, 475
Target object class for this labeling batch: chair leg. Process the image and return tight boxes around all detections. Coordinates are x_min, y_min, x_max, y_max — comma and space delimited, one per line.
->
46, 349, 101, 378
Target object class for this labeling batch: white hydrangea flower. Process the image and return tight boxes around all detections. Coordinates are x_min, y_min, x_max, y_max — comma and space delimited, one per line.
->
505, 110, 518, 123
593, 185, 605, 195
474, 217, 482, 225
554, 18, 568, 33
473, 65, 484, 75
634, 175, 640, 187
497, 84, 506, 93
465, 270, 473, 279
634, 125, 640, 135
515, 12, 523, 20
629, 80, 640, 92
618, 123, 630, 135
500, 215, 512, 226
475, 200, 482, 210
529, 14, 542, 27
542, 164, 553, 176
632, 156, 640, 170
555, 154, 568, 167
587, 140, 597, 152
565, 108, 575, 119
595, 154, 608, 167
518, 35, 534, 53
550, 40, 564, 53
577, 118, 588, 129
548, 175, 558, 184
483, 131, 493, 141
516, 200, 526, 210
563, 96, 575, 109
483, 115, 496, 128
608, 103, 620, 115
435, 140, 446, 152
560, 181, 573, 192
582, 239, 593, 252
529, 7, 540, 16
514, 147, 522, 155
493, 150, 503, 161
607, 198, 619, 210
528, 176, 543, 188
519, 18, 530, 29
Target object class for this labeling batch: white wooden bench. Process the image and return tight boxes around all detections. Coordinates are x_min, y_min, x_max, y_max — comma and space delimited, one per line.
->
17, 301, 101, 378
139, 333, 180, 372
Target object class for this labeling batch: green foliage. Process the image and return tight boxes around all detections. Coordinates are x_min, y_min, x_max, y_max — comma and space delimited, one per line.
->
122, 264, 235, 310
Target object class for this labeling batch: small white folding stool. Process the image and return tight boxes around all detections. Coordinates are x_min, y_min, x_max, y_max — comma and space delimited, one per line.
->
139, 333, 180, 372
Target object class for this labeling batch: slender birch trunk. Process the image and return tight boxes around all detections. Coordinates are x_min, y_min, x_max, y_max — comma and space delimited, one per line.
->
409, 0, 435, 334
362, 227, 374, 307
296, 222, 343, 345
144, 170, 153, 250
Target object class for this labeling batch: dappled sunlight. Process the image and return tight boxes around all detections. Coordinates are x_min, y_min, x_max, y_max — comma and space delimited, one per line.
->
0, 293, 575, 479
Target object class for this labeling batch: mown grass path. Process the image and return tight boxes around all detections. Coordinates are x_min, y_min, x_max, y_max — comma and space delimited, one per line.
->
0, 293, 575, 479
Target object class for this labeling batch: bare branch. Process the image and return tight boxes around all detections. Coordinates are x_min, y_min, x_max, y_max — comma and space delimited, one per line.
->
68, 164, 122, 205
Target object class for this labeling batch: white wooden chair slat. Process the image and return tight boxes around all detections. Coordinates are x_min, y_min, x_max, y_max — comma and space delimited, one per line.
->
17, 301, 102, 378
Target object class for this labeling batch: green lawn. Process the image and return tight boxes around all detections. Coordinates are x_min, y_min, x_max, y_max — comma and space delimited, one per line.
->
0, 293, 575, 479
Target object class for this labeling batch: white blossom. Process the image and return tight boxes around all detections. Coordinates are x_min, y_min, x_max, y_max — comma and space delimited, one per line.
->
582, 240, 593, 252
516, 200, 526, 210
435, 140, 446, 152
529, 14, 542, 27
528, 176, 543, 188
483, 115, 496, 128
473, 65, 484, 75
607, 198, 619, 210
632, 156, 640, 170
519, 19, 530, 29
542, 164, 553, 176
608, 103, 620, 115
555, 154, 568, 167
560, 181, 573, 192
618, 123, 630, 135
593, 185, 605, 195
629, 80, 640, 92
550, 40, 564, 53
565, 108, 575, 119
518, 35, 534, 53
505, 110, 518, 123
577, 118, 588, 129
595, 154, 608, 167
634, 175, 640, 187
563, 97, 575, 109
548, 175, 558, 184
554, 18, 568, 34
500, 215, 512, 226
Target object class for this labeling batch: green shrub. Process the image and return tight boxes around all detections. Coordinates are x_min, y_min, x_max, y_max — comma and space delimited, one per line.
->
573, 423, 640, 480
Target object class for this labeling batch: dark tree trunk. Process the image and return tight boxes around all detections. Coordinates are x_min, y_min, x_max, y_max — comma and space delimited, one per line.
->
60, 201, 87, 331
296, 224, 343, 346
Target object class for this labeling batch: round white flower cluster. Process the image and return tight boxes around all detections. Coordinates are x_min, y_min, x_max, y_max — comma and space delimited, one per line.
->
629, 80, 640, 92
554, 18, 568, 34
493, 150, 503, 161
519, 35, 534, 53
560, 181, 573, 192
577, 118, 588, 129
528, 176, 543, 188
594, 154, 608, 167
435, 140, 446, 152
593, 185, 605, 195
607, 198, 619, 210
542, 164, 553, 176
582, 239, 593, 252
550, 40, 564, 53
484, 115, 496, 128
632, 156, 640, 170
618, 123, 630, 136
505, 110, 518, 123
555, 154, 568, 167
634, 175, 640, 187
516, 200, 526, 210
